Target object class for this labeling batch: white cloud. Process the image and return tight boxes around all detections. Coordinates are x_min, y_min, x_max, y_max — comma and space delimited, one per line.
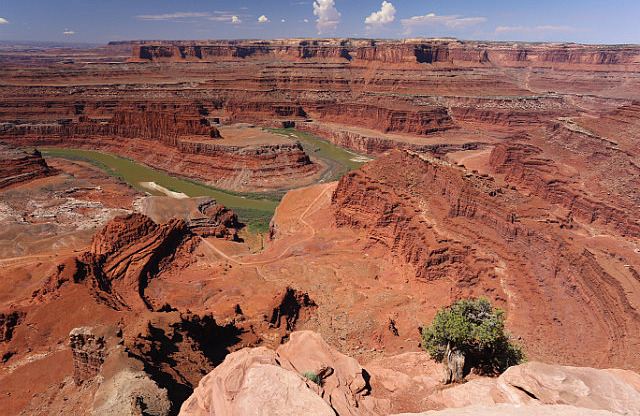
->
0, 17, 8, 24
536, 25, 574, 31
63, 30, 75, 35
402, 13, 487, 34
365, 1, 395, 25
258, 15, 269, 23
496, 25, 575, 34
303, 18, 309, 23
313, 0, 340, 34
136, 12, 210, 21
208, 14, 242, 24
281, 18, 286, 23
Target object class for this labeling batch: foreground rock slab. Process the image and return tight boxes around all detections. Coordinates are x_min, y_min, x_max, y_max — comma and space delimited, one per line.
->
391, 404, 620, 416
180, 331, 640, 416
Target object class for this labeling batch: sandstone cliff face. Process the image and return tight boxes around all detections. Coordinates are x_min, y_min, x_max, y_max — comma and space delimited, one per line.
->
69, 326, 120, 385
331, 150, 640, 369
0, 143, 56, 189
4, 110, 322, 192
316, 103, 455, 136
489, 122, 640, 237
130, 39, 640, 67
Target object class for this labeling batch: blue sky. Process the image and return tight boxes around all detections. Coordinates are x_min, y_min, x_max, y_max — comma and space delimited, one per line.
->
0, 1, 638, 44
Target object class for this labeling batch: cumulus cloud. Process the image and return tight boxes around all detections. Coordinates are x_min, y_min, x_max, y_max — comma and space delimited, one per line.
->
313, 0, 340, 34
365, 1, 396, 25
63, 29, 75, 35
402, 13, 487, 34
136, 12, 210, 21
0, 17, 8, 24
258, 15, 269, 23
303, 18, 309, 23
281, 18, 286, 23
208, 13, 242, 24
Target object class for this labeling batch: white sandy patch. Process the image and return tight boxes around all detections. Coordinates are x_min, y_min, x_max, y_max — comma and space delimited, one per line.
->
350, 155, 374, 162
139, 182, 188, 199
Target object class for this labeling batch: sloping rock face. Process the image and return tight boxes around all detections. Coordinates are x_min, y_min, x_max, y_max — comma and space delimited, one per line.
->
276, 331, 375, 415
331, 150, 640, 369
180, 331, 377, 416
495, 362, 640, 414
392, 404, 619, 416
180, 332, 640, 416
38, 213, 193, 310
179, 347, 335, 416
0, 143, 55, 189
489, 120, 640, 238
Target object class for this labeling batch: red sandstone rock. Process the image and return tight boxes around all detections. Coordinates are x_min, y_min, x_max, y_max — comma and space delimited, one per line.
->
180, 332, 640, 416
0, 143, 56, 189
331, 150, 640, 370
496, 361, 640, 414
39, 213, 192, 310
180, 346, 336, 416
391, 404, 619, 416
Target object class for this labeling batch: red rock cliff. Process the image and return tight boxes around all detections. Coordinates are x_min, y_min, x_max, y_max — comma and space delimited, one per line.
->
331, 150, 640, 369
0, 143, 56, 189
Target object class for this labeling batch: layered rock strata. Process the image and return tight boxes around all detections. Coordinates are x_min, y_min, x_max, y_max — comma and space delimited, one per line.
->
130, 39, 640, 67
38, 213, 196, 310
2, 110, 321, 192
0, 143, 55, 189
331, 150, 640, 369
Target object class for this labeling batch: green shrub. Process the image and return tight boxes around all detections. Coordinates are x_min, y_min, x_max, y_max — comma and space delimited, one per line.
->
301, 370, 321, 386
422, 297, 526, 378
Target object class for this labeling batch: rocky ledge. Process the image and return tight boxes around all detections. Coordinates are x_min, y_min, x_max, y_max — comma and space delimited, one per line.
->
180, 330, 640, 416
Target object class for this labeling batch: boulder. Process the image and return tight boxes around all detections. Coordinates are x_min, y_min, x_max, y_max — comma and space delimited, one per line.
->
276, 330, 376, 415
178, 347, 334, 416
496, 361, 640, 415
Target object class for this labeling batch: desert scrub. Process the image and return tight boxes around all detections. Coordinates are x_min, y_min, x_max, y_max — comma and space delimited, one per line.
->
301, 370, 321, 386
422, 297, 526, 383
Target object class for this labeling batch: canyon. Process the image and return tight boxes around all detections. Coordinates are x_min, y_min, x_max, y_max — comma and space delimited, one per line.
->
1, 38, 640, 415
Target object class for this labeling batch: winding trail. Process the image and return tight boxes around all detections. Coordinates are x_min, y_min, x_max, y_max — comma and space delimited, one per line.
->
200, 183, 335, 267
0, 249, 79, 268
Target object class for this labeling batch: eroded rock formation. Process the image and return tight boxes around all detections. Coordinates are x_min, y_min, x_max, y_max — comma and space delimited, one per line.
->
331, 150, 640, 369
129, 39, 640, 67
0, 143, 55, 189
68, 325, 171, 416
38, 213, 192, 310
